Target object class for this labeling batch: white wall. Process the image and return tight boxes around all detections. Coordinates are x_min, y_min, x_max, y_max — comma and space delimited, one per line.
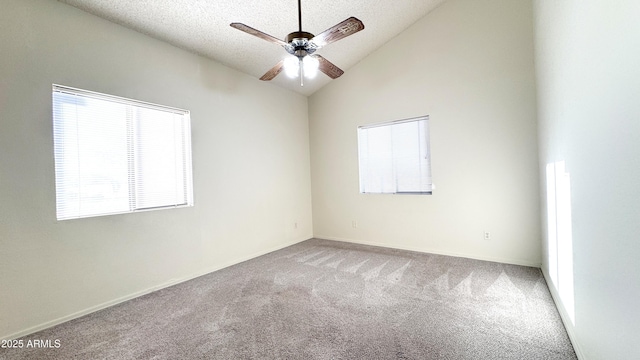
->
0, 0, 312, 339
309, 0, 541, 266
534, 1, 640, 358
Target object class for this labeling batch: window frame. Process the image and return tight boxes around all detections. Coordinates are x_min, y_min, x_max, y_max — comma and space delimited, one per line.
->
357, 115, 432, 195
52, 84, 194, 220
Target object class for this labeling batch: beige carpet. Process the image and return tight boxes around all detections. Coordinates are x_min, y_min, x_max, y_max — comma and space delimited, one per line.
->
0, 238, 577, 359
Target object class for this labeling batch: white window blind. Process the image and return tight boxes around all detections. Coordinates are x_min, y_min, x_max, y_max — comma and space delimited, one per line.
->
52, 84, 193, 220
358, 116, 432, 194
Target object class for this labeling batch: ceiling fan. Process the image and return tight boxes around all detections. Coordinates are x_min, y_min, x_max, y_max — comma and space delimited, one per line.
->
230, 0, 364, 86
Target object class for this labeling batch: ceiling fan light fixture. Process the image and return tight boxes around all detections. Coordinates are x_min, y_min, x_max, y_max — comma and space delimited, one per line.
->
284, 56, 299, 78
303, 56, 319, 79
283, 55, 319, 79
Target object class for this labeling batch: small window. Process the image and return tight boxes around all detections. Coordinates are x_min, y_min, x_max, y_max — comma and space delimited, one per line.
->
357, 116, 432, 194
52, 84, 194, 220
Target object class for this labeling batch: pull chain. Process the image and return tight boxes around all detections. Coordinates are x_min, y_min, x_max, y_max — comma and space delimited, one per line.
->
299, 58, 304, 86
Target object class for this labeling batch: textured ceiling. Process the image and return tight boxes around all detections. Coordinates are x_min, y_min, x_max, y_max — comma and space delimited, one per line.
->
58, 0, 446, 96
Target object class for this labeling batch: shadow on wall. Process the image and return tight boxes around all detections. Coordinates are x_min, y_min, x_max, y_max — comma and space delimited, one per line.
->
546, 161, 575, 325
198, 57, 242, 93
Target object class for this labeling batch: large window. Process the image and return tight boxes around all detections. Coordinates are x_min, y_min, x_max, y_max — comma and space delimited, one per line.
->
357, 116, 432, 194
52, 84, 193, 220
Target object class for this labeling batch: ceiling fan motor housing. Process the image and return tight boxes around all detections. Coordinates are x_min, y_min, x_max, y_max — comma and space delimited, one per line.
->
285, 31, 317, 58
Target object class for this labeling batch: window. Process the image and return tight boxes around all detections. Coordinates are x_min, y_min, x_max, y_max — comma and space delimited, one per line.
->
357, 116, 432, 194
52, 84, 193, 220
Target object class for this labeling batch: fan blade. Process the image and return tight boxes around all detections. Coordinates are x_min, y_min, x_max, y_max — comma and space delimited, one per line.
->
314, 55, 344, 79
259, 60, 285, 81
230, 23, 288, 47
309, 17, 364, 49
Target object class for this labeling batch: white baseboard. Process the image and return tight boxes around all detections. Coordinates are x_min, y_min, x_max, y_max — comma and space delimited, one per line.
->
2, 237, 309, 341
541, 268, 586, 360
314, 235, 542, 268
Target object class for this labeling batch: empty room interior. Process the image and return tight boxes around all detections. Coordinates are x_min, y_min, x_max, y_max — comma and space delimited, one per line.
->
1, 0, 638, 359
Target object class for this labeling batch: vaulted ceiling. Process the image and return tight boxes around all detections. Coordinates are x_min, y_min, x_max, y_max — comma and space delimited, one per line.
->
58, 0, 446, 96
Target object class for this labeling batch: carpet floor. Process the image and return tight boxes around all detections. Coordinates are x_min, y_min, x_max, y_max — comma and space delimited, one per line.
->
1, 238, 577, 359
